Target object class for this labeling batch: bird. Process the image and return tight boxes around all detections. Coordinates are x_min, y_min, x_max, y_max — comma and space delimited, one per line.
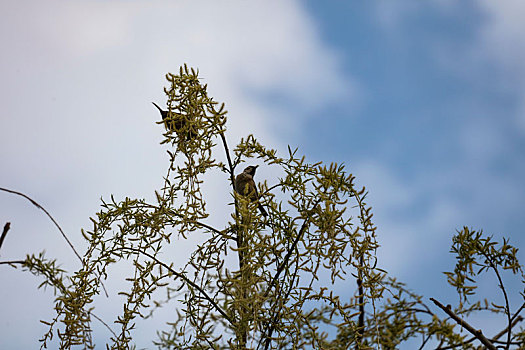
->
152, 102, 197, 140
234, 165, 268, 217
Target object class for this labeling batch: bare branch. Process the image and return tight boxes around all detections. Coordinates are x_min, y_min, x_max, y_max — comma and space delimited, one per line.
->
480, 250, 513, 350
0, 187, 109, 297
511, 302, 525, 324
437, 316, 523, 350
430, 297, 496, 350
0, 260, 24, 266
492, 315, 523, 342
0, 188, 82, 262
218, 132, 236, 192
356, 256, 365, 349
0, 222, 11, 252
418, 333, 432, 350
90, 311, 118, 339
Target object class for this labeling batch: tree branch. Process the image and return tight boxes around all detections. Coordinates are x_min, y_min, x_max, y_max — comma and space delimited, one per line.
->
492, 315, 523, 342
511, 302, 525, 324
0, 254, 116, 341
437, 315, 523, 350
356, 255, 365, 349
0, 187, 110, 297
218, 132, 236, 194
481, 250, 512, 350
0, 222, 11, 252
259, 245, 301, 350
263, 199, 319, 299
418, 333, 432, 350
90, 311, 118, 340
258, 197, 321, 348
0, 188, 82, 261
430, 297, 496, 350
164, 207, 224, 235
217, 131, 244, 271
0, 260, 24, 266
117, 246, 234, 327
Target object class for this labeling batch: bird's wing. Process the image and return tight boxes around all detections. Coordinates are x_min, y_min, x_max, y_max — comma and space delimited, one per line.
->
234, 173, 248, 194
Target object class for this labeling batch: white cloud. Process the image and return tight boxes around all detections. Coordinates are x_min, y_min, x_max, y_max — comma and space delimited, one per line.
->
0, 2, 138, 62
353, 161, 460, 279
478, 0, 525, 67
0, 0, 353, 347
477, 0, 525, 132
373, 0, 525, 136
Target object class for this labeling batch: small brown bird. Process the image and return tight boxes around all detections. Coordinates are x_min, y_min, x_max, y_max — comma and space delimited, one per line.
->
152, 102, 196, 139
234, 165, 268, 217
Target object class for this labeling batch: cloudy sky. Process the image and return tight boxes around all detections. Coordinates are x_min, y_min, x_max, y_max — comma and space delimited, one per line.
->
1, 1, 524, 348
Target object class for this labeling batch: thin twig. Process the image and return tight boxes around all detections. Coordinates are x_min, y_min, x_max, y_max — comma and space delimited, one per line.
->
0, 258, 116, 341
430, 297, 496, 350
418, 333, 432, 350
257, 197, 321, 349
218, 132, 236, 193
263, 195, 323, 298
351, 186, 379, 347
262, 202, 317, 299
436, 315, 523, 350
0, 187, 82, 261
259, 240, 301, 350
90, 311, 118, 339
119, 202, 225, 237
261, 183, 283, 196
438, 336, 523, 350
356, 255, 365, 349
118, 246, 234, 326
441, 301, 525, 350
218, 130, 252, 347
0, 260, 25, 266
481, 250, 512, 350
492, 316, 523, 341
217, 132, 243, 259
511, 302, 525, 324
0, 187, 109, 297
0, 222, 11, 252
165, 208, 223, 235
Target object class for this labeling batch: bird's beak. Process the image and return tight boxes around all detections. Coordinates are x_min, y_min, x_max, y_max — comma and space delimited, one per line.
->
254, 165, 259, 169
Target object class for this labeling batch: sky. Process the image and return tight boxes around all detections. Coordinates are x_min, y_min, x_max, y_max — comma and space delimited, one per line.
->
1, 0, 525, 348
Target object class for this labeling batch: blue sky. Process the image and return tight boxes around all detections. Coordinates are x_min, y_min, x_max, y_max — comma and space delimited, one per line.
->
1, 1, 524, 348
299, 3, 525, 251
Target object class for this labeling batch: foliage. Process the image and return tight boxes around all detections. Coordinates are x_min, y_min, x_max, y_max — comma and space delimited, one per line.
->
1, 66, 524, 349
